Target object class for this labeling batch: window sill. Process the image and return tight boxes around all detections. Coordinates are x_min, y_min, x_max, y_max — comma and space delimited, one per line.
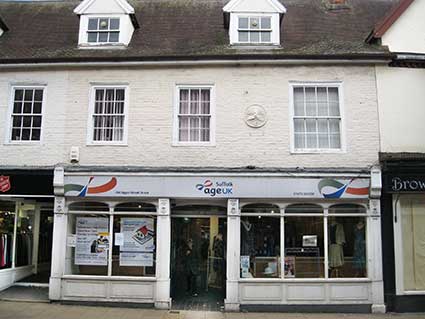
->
230, 44, 281, 50
291, 149, 346, 155
78, 43, 127, 50
86, 142, 128, 147
4, 141, 42, 146
172, 142, 216, 147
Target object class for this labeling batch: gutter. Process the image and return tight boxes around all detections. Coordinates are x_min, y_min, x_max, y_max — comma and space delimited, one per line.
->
0, 58, 393, 69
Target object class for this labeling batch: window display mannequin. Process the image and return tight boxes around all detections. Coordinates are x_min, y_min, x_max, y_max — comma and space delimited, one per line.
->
329, 218, 345, 277
353, 219, 366, 277
241, 219, 255, 256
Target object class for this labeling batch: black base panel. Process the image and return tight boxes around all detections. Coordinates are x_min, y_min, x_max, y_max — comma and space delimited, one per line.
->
240, 304, 372, 313
58, 300, 154, 309
387, 295, 425, 313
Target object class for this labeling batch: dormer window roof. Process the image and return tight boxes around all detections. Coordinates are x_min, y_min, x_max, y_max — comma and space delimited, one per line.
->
223, 0, 286, 46
74, 0, 139, 48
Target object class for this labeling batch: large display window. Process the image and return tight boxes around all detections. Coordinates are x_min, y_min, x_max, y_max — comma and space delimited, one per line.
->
240, 202, 368, 280
66, 201, 157, 277
240, 204, 281, 278
395, 196, 425, 292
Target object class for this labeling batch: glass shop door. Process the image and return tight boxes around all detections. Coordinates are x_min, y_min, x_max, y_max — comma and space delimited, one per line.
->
170, 216, 227, 310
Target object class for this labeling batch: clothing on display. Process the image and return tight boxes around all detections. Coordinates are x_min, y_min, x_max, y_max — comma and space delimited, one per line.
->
353, 222, 366, 271
241, 220, 255, 256
0, 234, 12, 268
329, 222, 345, 268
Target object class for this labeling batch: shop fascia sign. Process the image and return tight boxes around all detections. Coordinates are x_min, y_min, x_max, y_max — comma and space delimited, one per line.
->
386, 175, 425, 193
64, 175, 370, 199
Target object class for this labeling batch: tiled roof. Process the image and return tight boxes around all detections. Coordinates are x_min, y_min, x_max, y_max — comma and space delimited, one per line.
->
0, 0, 398, 64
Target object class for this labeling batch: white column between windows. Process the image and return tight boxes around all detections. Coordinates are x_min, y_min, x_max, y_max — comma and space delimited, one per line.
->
49, 166, 66, 300
225, 199, 240, 312
155, 198, 171, 309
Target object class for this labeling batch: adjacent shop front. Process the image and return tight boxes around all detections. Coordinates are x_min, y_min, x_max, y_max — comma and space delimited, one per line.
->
0, 169, 54, 291
381, 158, 425, 312
51, 167, 384, 312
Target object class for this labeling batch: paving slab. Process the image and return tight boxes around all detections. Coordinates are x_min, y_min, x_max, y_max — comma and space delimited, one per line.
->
0, 301, 424, 319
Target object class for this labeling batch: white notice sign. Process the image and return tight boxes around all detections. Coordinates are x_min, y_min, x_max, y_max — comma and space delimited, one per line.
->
75, 217, 109, 266
120, 218, 155, 266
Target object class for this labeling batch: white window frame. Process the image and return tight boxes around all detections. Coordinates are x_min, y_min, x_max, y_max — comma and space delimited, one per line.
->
77, 14, 135, 48
86, 17, 121, 44
5, 85, 47, 145
86, 84, 129, 146
229, 13, 280, 46
172, 84, 216, 147
289, 82, 346, 154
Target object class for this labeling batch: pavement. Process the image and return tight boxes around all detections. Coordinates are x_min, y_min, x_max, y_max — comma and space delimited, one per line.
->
0, 302, 425, 319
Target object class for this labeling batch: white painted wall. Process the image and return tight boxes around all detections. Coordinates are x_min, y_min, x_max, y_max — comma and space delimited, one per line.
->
0, 65, 380, 168
381, 0, 425, 54
376, 66, 425, 153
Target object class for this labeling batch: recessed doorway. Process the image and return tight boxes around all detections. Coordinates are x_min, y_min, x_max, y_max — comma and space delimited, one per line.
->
170, 215, 227, 311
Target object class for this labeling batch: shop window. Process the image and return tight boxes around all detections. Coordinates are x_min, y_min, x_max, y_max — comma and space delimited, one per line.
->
240, 204, 280, 278
399, 197, 425, 291
15, 205, 35, 267
66, 202, 157, 277
66, 214, 109, 276
65, 214, 110, 276
284, 216, 324, 278
112, 215, 156, 276
0, 201, 15, 270
328, 205, 367, 278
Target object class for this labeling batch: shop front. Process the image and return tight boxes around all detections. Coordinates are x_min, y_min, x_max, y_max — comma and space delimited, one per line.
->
381, 158, 425, 312
51, 167, 384, 312
0, 170, 54, 291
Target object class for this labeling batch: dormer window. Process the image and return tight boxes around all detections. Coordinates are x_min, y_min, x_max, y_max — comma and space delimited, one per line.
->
87, 17, 120, 43
223, 0, 286, 46
74, 0, 139, 48
238, 16, 272, 43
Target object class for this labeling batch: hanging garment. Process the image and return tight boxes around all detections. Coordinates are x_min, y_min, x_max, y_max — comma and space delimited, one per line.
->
329, 223, 345, 268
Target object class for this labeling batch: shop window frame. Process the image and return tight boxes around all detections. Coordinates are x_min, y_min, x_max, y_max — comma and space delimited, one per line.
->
239, 201, 370, 282
393, 195, 425, 295
65, 200, 158, 280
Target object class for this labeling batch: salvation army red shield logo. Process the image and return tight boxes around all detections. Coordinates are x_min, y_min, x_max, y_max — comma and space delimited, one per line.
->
0, 176, 11, 193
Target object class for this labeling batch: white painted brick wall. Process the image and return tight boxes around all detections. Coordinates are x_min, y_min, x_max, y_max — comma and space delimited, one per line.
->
0, 65, 380, 168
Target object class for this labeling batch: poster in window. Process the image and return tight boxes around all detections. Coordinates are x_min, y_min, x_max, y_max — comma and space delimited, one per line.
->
119, 217, 155, 266
75, 217, 109, 266
284, 256, 296, 278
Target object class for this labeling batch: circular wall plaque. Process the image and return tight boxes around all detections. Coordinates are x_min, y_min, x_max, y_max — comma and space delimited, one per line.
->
244, 104, 267, 128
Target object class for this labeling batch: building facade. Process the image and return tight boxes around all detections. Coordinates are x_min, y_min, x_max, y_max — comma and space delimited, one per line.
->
369, 0, 425, 312
0, 0, 402, 313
